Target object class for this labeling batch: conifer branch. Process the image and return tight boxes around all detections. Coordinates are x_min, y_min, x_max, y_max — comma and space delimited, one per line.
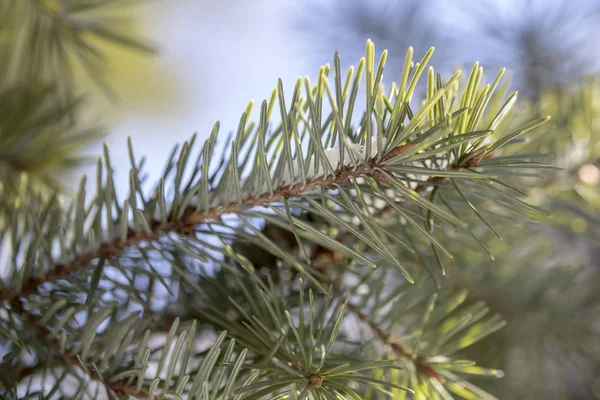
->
0, 144, 418, 303
346, 301, 445, 382
313, 248, 446, 383
8, 298, 153, 399
0, 36, 557, 398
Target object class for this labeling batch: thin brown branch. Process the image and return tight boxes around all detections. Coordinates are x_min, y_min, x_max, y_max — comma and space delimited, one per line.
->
0, 144, 417, 303
2, 362, 45, 391
312, 250, 445, 382
8, 298, 154, 399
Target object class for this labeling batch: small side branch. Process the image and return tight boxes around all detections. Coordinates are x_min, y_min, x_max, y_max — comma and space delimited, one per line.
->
313, 250, 445, 382
7, 298, 154, 399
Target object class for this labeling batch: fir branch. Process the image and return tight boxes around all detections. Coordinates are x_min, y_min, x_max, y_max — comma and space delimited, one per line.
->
347, 301, 446, 382
0, 40, 555, 398
7, 298, 154, 399
1, 41, 549, 305
313, 247, 446, 383
0, 84, 104, 204
0, 144, 417, 303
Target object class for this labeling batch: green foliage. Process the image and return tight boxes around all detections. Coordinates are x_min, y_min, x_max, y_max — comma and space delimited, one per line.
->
432, 80, 600, 399
0, 84, 103, 213
0, 0, 155, 93
0, 33, 560, 399
2, 1, 597, 398
0, 0, 155, 223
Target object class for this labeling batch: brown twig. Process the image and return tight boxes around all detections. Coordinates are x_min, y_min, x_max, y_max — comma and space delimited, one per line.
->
8, 298, 154, 399
312, 250, 445, 382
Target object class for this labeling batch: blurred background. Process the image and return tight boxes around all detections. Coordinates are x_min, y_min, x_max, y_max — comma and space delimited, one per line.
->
2, 0, 600, 398
72, 0, 600, 191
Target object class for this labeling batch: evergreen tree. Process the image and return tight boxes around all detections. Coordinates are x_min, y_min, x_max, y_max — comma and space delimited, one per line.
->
1, 2, 599, 399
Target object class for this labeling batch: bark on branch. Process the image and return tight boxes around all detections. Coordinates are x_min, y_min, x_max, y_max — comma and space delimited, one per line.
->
7, 298, 155, 399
